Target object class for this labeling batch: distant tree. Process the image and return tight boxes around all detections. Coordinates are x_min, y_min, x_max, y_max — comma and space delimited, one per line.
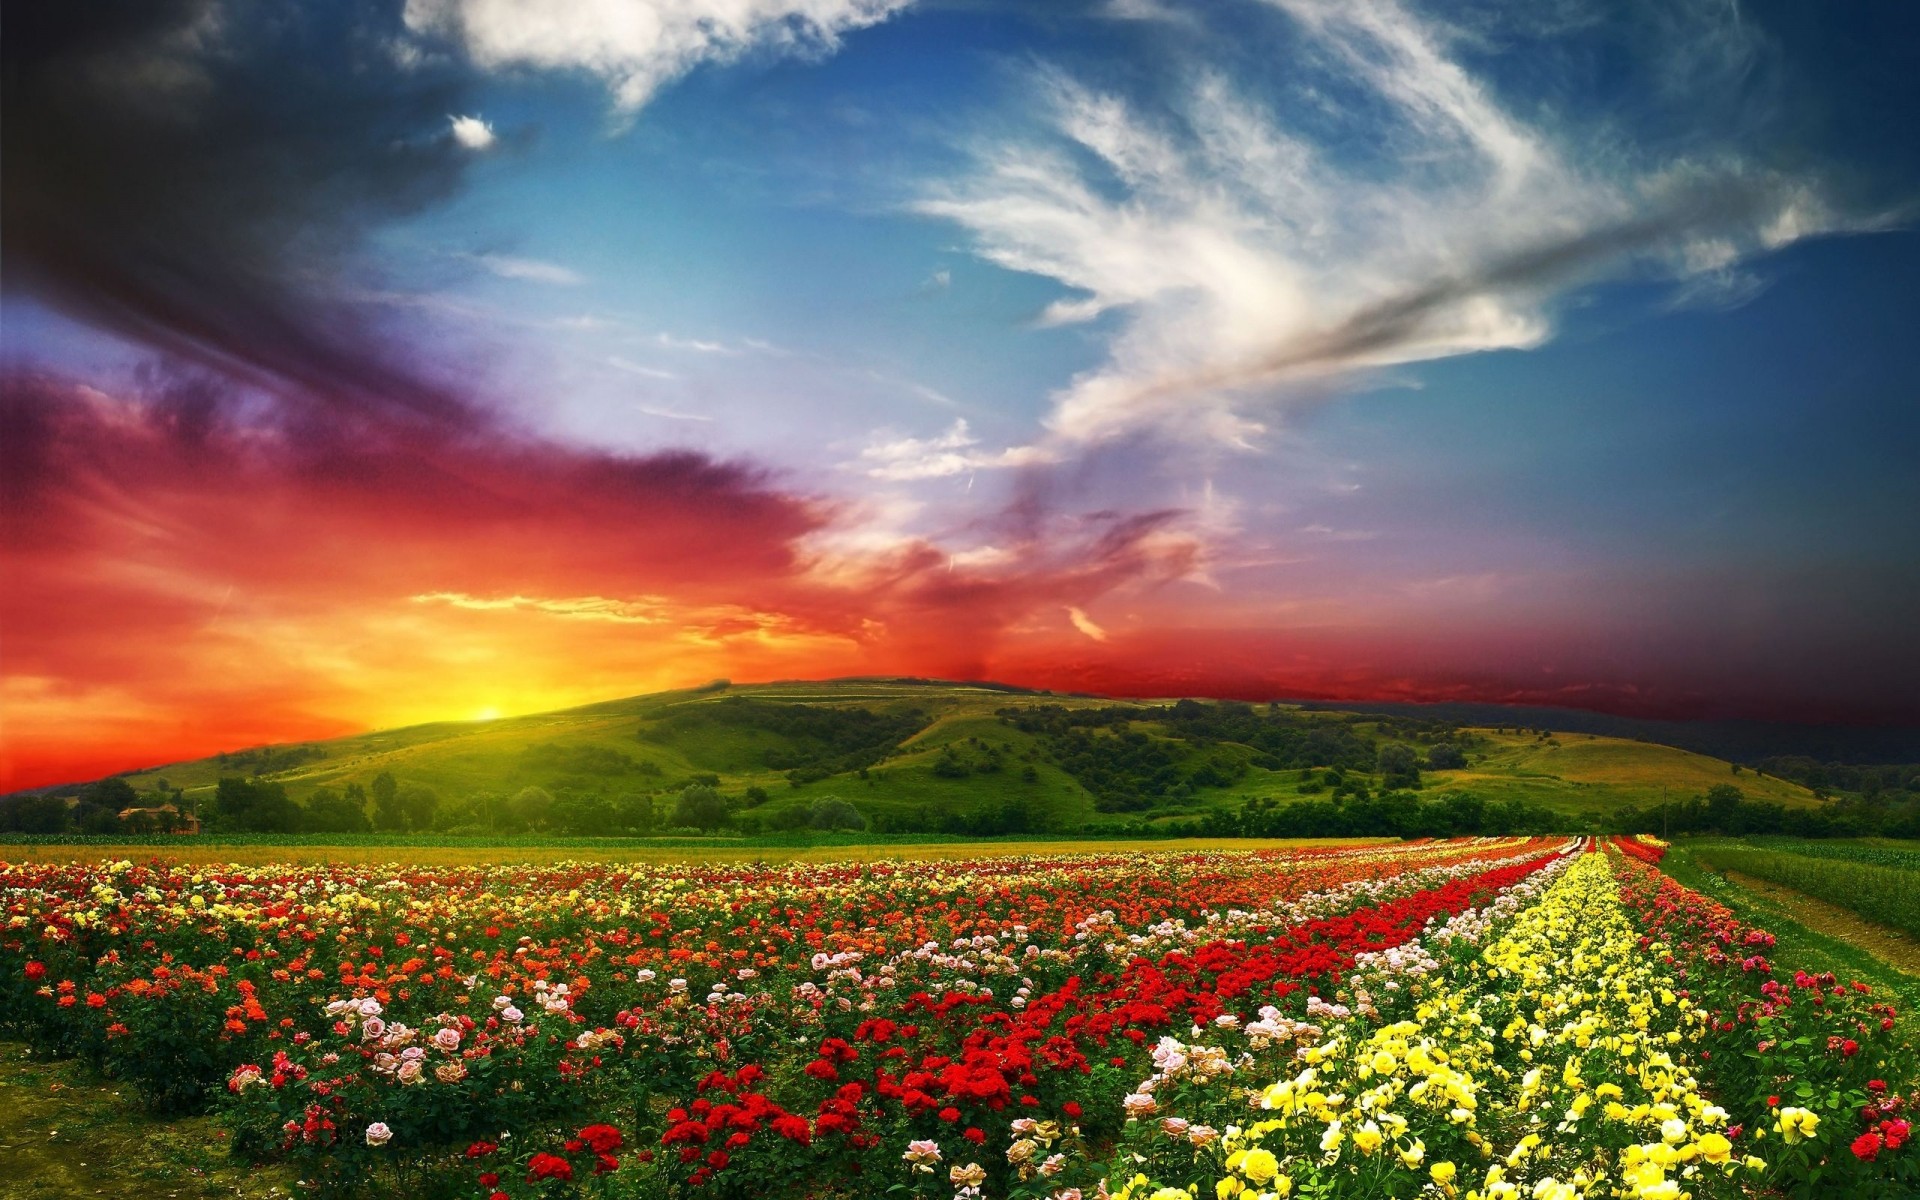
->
506, 785, 555, 832
807, 796, 867, 831
741, 786, 771, 808
671, 784, 729, 831
370, 772, 404, 831
74, 803, 123, 834
303, 786, 371, 833
1705, 783, 1744, 830
1, 794, 71, 834
208, 777, 300, 833
398, 782, 440, 832
1376, 744, 1421, 789
551, 791, 617, 835
767, 804, 811, 831
614, 792, 656, 834
1425, 744, 1468, 771
81, 777, 139, 812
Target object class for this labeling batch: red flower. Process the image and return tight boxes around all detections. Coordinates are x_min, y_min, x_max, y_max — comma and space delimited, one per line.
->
963, 1127, 985, 1144
1852, 1132, 1883, 1162
527, 1152, 573, 1182
576, 1124, 623, 1155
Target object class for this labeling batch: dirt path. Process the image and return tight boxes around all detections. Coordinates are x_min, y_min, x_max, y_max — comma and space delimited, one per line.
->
1719, 869, 1920, 977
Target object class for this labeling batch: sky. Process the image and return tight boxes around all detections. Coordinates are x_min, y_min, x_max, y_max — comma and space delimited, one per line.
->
4, 0, 1919, 789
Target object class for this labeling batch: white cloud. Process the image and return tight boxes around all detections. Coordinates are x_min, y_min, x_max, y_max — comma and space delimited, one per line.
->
404, 0, 915, 119
466, 251, 583, 284
1065, 605, 1109, 642
854, 419, 1058, 481
448, 113, 496, 149
920, 0, 1836, 448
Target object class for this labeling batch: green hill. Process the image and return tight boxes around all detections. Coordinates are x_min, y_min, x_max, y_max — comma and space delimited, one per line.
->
76, 678, 1828, 836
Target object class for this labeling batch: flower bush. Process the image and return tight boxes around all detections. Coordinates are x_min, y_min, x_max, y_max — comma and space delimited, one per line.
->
1, 836, 1913, 1198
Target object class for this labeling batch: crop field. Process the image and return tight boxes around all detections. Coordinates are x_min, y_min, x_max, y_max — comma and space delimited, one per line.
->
1689, 838, 1920, 941
3, 837, 1915, 1199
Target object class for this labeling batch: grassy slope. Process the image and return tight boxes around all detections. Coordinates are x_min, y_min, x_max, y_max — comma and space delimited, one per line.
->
1438, 730, 1818, 816
110, 680, 1824, 827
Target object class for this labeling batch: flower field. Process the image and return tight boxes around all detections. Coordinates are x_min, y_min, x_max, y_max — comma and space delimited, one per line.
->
3, 837, 1915, 1199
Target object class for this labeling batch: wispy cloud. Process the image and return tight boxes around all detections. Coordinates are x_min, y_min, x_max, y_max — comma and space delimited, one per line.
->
412, 591, 672, 623
854, 419, 1057, 481
607, 355, 676, 380
920, 0, 1839, 449
465, 251, 584, 285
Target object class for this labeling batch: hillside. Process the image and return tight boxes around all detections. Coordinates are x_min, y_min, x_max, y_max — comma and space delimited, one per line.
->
38, 677, 1829, 836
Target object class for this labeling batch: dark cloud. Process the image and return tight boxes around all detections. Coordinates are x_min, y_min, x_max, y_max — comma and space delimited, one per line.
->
2, 0, 479, 423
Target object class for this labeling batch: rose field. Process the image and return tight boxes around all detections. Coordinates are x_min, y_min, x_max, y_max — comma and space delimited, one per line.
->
3, 838, 1916, 1200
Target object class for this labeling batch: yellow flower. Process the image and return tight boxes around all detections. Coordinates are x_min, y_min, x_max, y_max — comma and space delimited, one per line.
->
1237, 1148, 1279, 1184
1695, 1133, 1732, 1164
1431, 1161, 1457, 1184
1776, 1107, 1819, 1143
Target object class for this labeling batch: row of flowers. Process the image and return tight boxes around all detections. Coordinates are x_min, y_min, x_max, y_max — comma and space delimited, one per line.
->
1609, 847, 1916, 1197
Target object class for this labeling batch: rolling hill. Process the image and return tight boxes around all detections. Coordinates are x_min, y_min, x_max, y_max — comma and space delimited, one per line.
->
59, 677, 1827, 835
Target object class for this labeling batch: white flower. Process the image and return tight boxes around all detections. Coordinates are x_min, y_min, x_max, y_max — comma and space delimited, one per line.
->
501, 1006, 523, 1023
365, 1122, 393, 1147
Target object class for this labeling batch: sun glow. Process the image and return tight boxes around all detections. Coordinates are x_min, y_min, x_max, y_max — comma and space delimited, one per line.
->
474, 706, 503, 722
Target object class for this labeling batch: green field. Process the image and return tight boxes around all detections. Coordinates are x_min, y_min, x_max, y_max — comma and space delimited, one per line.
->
1688, 837, 1920, 940
76, 678, 1826, 834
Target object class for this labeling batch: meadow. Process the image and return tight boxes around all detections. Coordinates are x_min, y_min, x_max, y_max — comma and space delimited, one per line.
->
4, 836, 1916, 1199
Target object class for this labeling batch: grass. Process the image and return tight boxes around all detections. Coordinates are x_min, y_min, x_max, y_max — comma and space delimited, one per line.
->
0, 835, 1388, 867
1661, 841, 1920, 1008
1731, 837, 1920, 871
1685, 839, 1920, 940
0, 1046, 295, 1199
93, 679, 1826, 830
